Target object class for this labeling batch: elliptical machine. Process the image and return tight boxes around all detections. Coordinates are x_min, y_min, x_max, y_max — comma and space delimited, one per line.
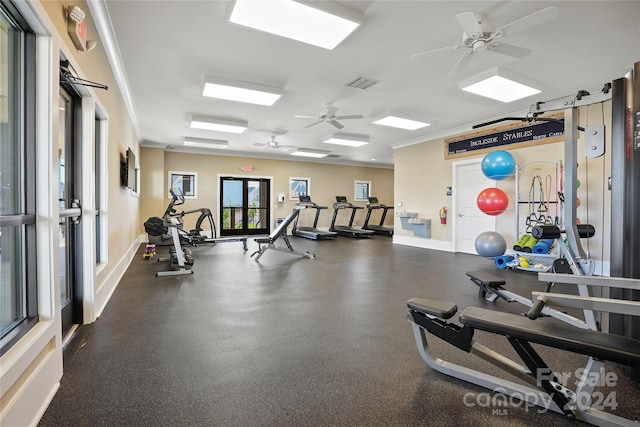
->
144, 189, 195, 276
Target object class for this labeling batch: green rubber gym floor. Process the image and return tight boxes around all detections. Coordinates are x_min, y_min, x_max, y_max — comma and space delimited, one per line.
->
39, 236, 639, 426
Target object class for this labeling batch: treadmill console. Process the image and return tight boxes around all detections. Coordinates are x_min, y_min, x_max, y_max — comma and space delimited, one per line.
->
299, 195, 311, 202
368, 197, 379, 203
336, 196, 348, 203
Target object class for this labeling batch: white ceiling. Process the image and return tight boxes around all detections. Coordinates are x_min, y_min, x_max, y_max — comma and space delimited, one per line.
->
95, 1, 640, 168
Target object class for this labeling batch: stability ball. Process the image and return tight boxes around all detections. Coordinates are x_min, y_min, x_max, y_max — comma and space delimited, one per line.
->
481, 150, 516, 180
477, 187, 509, 216
475, 231, 507, 258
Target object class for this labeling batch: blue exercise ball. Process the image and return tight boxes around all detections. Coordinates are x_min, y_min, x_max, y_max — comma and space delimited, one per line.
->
474, 231, 507, 258
481, 150, 516, 180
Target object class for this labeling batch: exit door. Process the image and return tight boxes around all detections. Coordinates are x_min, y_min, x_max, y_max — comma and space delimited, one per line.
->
59, 86, 83, 338
220, 177, 270, 236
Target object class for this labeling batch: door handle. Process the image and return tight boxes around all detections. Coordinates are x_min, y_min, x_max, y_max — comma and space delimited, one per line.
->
458, 213, 465, 218
60, 199, 82, 224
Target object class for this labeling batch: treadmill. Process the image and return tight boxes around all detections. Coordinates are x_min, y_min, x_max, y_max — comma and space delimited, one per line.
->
292, 195, 338, 240
362, 196, 394, 237
329, 196, 375, 238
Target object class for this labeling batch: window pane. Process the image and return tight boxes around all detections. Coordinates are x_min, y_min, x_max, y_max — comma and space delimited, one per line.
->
0, 225, 26, 335
1, 13, 23, 216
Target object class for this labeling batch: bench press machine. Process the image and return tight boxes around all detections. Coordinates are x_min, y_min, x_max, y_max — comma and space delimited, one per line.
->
407, 273, 640, 426
251, 207, 316, 261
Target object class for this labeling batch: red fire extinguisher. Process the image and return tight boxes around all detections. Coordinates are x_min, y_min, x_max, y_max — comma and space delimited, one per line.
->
439, 207, 447, 224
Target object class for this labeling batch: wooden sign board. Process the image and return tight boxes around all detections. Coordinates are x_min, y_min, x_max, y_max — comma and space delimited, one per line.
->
445, 113, 565, 159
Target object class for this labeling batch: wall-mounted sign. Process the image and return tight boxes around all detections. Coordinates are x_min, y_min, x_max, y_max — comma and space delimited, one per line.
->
444, 113, 565, 159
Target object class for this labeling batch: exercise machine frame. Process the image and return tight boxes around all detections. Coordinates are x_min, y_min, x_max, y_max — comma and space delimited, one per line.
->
407, 273, 640, 426
251, 207, 316, 261
329, 196, 375, 238
292, 195, 337, 240
362, 196, 394, 237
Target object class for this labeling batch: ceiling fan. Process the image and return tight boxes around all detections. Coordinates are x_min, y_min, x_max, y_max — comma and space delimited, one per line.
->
411, 6, 559, 75
295, 104, 364, 129
253, 134, 296, 151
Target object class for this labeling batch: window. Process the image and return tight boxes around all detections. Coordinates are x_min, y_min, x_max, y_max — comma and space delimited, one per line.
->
169, 171, 197, 199
0, 2, 38, 355
354, 180, 371, 201
289, 177, 310, 200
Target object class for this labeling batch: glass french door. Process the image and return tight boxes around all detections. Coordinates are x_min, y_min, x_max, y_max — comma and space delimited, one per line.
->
220, 177, 270, 236
59, 86, 82, 338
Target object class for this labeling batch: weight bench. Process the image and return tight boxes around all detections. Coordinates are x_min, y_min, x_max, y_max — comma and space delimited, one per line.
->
407, 288, 640, 426
251, 208, 316, 261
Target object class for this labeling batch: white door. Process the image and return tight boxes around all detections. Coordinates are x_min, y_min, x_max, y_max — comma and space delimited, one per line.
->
453, 160, 496, 254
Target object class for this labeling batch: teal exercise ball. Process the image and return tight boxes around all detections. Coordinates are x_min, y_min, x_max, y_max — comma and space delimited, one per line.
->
475, 231, 507, 258
481, 150, 516, 180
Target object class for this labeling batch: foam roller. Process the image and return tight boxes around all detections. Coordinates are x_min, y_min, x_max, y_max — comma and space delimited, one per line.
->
513, 234, 531, 251
533, 239, 553, 254
494, 255, 515, 269
521, 236, 539, 253
532, 224, 596, 239
532, 225, 560, 239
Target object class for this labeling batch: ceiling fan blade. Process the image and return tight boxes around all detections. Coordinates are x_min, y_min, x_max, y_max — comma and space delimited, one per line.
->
329, 120, 344, 129
411, 43, 465, 59
295, 114, 317, 119
488, 42, 532, 58
304, 120, 324, 128
278, 145, 296, 151
253, 142, 267, 147
334, 114, 363, 120
455, 12, 485, 34
495, 6, 559, 35
448, 51, 475, 76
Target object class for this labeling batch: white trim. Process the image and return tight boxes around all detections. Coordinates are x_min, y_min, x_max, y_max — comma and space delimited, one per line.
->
217, 174, 275, 232
94, 234, 146, 319
393, 235, 455, 252
81, 96, 97, 323
168, 170, 198, 199
289, 176, 311, 200
354, 180, 371, 201
451, 158, 497, 253
86, 0, 142, 140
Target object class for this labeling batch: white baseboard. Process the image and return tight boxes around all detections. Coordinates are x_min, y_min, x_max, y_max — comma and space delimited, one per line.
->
393, 235, 455, 252
94, 234, 146, 319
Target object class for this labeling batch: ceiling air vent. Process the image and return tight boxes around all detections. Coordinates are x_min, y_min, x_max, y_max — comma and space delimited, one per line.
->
326, 154, 342, 158
272, 128, 288, 135
346, 76, 379, 90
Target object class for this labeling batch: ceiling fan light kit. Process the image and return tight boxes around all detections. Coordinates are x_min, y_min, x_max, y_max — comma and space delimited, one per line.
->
323, 133, 369, 147
183, 137, 229, 149
229, 0, 362, 50
189, 115, 248, 133
202, 75, 283, 106
459, 67, 543, 103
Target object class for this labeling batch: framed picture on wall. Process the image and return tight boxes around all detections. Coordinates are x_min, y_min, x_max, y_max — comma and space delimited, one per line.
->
289, 177, 310, 200
168, 171, 198, 199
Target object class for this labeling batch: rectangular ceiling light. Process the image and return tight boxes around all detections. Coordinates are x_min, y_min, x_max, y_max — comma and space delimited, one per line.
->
459, 68, 543, 103
229, 0, 362, 50
323, 133, 369, 147
290, 148, 330, 158
183, 137, 229, 149
189, 115, 248, 134
372, 112, 430, 130
202, 76, 283, 106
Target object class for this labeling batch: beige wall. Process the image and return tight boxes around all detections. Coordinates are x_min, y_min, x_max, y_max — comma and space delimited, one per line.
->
394, 102, 612, 274
141, 149, 394, 231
